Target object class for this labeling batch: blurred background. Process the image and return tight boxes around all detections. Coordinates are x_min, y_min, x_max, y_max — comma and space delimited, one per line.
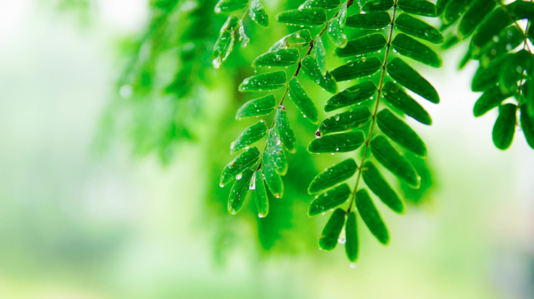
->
0, 0, 533, 298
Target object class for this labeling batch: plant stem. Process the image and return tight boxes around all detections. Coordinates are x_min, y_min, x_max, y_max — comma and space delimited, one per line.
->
347, 0, 398, 213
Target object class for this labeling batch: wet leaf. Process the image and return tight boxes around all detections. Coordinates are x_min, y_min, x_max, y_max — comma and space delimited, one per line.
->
230, 120, 269, 153
276, 8, 328, 27
387, 57, 440, 103
325, 80, 377, 112
228, 168, 254, 215
335, 33, 387, 57
308, 159, 358, 194
269, 29, 312, 51
397, 0, 436, 17
457, 0, 496, 38
288, 77, 319, 123
314, 35, 327, 76
395, 13, 443, 44
299, 0, 341, 10
319, 208, 346, 250
382, 82, 432, 125
262, 152, 284, 198
220, 147, 261, 186
264, 128, 287, 175
377, 109, 427, 156
355, 189, 389, 244
309, 184, 352, 216
236, 94, 277, 119
362, 0, 393, 12
239, 71, 287, 91
252, 49, 300, 67
308, 131, 365, 153
275, 107, 296, 152
362, 161, 405, 213
301, 56, 338, 94
319, 107, 371, 135
346, 12, 391, 29
331, 57, 382, 82
250, 0, 269, 27
327, 17, 348, 48
213, 16, 239, 68
215, 0, 249, 13
391, 33, 442, 68
252, 169, 269, 218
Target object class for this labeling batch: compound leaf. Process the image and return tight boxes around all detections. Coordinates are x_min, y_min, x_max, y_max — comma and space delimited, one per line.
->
220, 146, 261, 186
308, 158, 358, 194
345, 212, 359, 262
252, 49, 300, 67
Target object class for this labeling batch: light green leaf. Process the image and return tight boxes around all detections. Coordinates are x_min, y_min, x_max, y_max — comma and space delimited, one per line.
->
215, 0, 249, 13
301, 56, 338, 94
370, 135, 420, 188
318, 107, 371, 135
288, 77, 319, 123
252, 170, 269, 218
269, 29, 312, 51
345, 12, 391, 29
492, 104, 517, 150
308, 159, 358, 194
230, 120, 269, 153
308, 131, 365, 153
213, 16, 239, 68
319, 208, 346, 251
299, 0, 341, 10
473, 86, 512, 117
314, 35, 327, 76
339, 0, 349, 25
276, 8, 328, 27
355, 189, 389, 245
382, 82, 432, 125
397, 0, 436, 17
520, 105, 534, 149
325, 80, 377, 112
391, 33, 442, 68
377, 109, 427, 156
309, 184, 352, 216
228, 168, 254, 215
250, 0, 269, 27
335, 33, 387, 57
362, 161, 405, 213
262, 152, 284, 198
499, 50, 534, 95
395, 13, 443, 44
327, 17, 348, 48
471, 55, 507, 92
345, 212, 359, 262
362, 0, 393, 12
275, 107, 296, 152
236, 94, 276, 119
239, 71, 287, 92
264, 128, 288, 175
252, 49, 300, 67
387, 57, 440, 104
220, 147, 260, 186
457, 0, 495, 38
331, 57, 382, 82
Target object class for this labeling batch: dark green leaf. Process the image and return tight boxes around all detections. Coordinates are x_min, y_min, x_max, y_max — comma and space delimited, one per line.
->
275, 107, 296, 152
492, 104, 517, 150
236, 94, 277, 119
345, 212, 359, 262
362, 0, 393, 12
327, 17, 348, 48
264, 128, 287, 175
335, 33, 387, 57
382, 82, 432, 125
473, 86, 512, 117
499, 50, 534, 95
239, 71, 287, 92
213, 16, 239, 68
436, 0, 450, 16
252, 169, 269, 218
288, 77, 319, 123
395, 13, 444, 44
301, 56, 338, 94
478, 26, 523, 67
399, 152, 435, 205
319, 208, 346, 250
391, 33, 442, 68
442, 0, 470, 25
314, 35, 327, 76
262, 152, 284, 198
319, 107, 371, 135
228, 168, 254, 215
308, 131, 365, 153
215, 0, 249, 13
230, 120, 269, 153
370, 135, 420, 187
355, 189, 389, 245
457, 0, 495, 38
398, 0, 436, 17
276, 8, 328, 27
269, 29, 312, 51
220, 147, 261, 186
362, 161, 405, 213
299, 0, 341, 10
520, 105, 534, 149
387, 58, 440, 104
250, 0, 269, 27
331, 57, 382, 82
471, 55, 508, 92
346, 12, 391, 29
325, 81, 377, 112
377, 109, 427, 156
309, 184, 352, 216
308, 159, 358, 194
252, 49, 300, 67
441, 34, 459, 49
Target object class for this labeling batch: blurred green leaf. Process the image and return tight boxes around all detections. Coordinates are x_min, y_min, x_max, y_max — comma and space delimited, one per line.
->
309, 184, 352, 216
319, 208, 346, 250
436, 0, 450, 16
230, 120, 269, 153
492, 104, 517, 150
250, 0, 269, 27
355, 189, 389, 245
270, 29, 312, 51
362, 161, 405, 213
362, 0, 393, 12
398, 0, 436, 17
471, 55, 508, 92
335, 33, 387, 57
264, 128, 288, 175
213, 15, 239, 67
253, 169, 269, 218
331, 57, 382, 82
442, 0, 470, 25
308, 159, 358, 194
520, 105, 534, 149
478, 26, 523, 68
499, 50, 534, 95
309, 131, 365, 153
328, 17, 348, 48
457, 0, 495, 38
228, 168, 255, 215
318, 107, 371, 135
382, 82, 432, 125
239, 71, 287, 91
473, 86, 512, 117
220, 147, 261, 186
262, 152, 284, 198
313, 35, 327, 76
387, 57, 440, 103
391, 33, 442, 68
325, 80, 377, 112
377, 109, 427, 157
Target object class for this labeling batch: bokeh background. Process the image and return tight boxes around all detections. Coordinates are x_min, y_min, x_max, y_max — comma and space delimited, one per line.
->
0, 0, 533, 298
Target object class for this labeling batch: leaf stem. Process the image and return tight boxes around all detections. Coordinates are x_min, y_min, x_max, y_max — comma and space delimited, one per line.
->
347, 0, 398, 213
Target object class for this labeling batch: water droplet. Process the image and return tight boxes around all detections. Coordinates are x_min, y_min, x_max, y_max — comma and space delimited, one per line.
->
338, 237, 346, 244
350, 263, 357, 269
236, 173, 243, 180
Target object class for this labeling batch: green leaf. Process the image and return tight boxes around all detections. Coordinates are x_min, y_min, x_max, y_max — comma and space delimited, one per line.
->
252, 169, 269, 218
391, 33, 442, 68
288, 77, 319, 123
314, 35, 327, 76
377, 109, 427, 156
220, 147, 261, 186
436, 0, 450, 16
345, 212, 359, 262
276, 8, 328, 27
370, 135, 420, 188
236, 94, 277, 119
362, 161, 405, 213
382, 82, 432, 125
325, 81, 377, 112
309, 184, 352, 216
520, 105, 534, 149
318, 107, 372, 135
250, 0, 269, 27
299, 0, 341, 10
471, 55, 507, 92
478, 26, 523, 67
308, 159, 358, 194
335, 33, 387, 58
262, 152, 284, 198
395, 13, 444, 44
230, 120, 269, 153
473, 86, 512, 117
213, 16, 239, 68
442, 0, 471, 25
252, 49, 300, 67
398, 0, 436, 17
327, 17, 348, 48
269, 29, 312, 51
457, 0, 495, 38
355, 189, 389, 245
346, 12, 391, 29
237, 20, 250, 47
275, 107, 296, 153
492, 104, 517, 150
387, 57, 440, 104
441, 34, 459, 49
215, 0, 249, 13
228, 168, 254, 215
499, 50, 534, 95
362, 0, 393, 12
331, 57, 382, 82
319, 208, 346, 251
239, 71, 287, 92
399, 152, 435, 205
339, 0, 349, 26
308, 131, 365, 153
264, 128, 288, 175
301, 56, 338, 94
